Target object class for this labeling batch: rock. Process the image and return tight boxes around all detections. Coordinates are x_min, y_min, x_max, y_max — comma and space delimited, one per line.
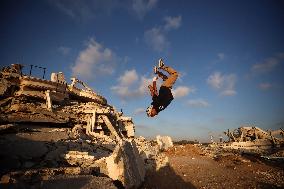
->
1, 170, 116, 189
0, 174, 10, 184
134, 136, 159, 159
156, 135, 173, 151
0, 156, 21, 171
45, 146, 68, 162
63, 151, 96, 167
96, 140, 145, 189
134, 136, 169, 172
23, 161, 35, 168
0, 140, 48, 159
41, 175, 117, 189
154, 153, 169, 170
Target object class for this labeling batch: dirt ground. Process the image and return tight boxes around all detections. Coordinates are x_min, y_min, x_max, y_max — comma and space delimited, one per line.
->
142, 144, 284, 189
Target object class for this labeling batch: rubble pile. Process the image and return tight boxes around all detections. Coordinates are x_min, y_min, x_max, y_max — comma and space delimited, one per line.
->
0, 64, 170, 188
156, 135, 173, 151
134, 136, 169, 171
199, 125, 284, 160
222, 126, 284, 153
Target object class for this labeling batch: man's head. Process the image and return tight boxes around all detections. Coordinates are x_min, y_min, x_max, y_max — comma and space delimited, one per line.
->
146, 105, 158, 117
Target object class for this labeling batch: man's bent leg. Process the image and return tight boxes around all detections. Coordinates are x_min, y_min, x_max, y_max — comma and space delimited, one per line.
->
161, 66, 179, 88
157, 71, 168, 81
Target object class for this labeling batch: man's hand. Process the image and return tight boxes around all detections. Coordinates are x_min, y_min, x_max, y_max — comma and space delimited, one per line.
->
153, 76, 158, 82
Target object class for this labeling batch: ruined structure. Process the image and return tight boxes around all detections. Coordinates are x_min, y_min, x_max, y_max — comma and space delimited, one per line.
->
0, 64, 169, 188
222, 125, 284, 152
0, 64, 134, 138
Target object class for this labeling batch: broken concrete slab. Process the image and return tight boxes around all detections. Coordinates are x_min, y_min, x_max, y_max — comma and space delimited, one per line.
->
96, 140, 145, 189
156, 135, 173, 151
0, 140, 48, 159
134, 136, 159, 159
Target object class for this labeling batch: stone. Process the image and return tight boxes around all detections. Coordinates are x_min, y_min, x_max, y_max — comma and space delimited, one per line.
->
156, 135, 173, 151
0, 174, 10, 184
134, 136, 159, 159
62, 150, 112, 168
41, 175, 117, 189
23, 161, 35, 168
45, 148, 66, 165
0, 140, 48, 159
96, 140, 145, 189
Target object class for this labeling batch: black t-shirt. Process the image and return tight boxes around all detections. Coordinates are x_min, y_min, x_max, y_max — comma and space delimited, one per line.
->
151, 86, 174, 113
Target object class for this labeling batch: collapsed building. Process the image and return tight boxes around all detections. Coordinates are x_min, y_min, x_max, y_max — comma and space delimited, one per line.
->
221, 125, 284, 153
0, 64, 169, 188
0, 64, 134, 138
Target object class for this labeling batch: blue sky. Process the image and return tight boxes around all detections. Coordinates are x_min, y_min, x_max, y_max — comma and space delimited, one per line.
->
1, 0, 284, 141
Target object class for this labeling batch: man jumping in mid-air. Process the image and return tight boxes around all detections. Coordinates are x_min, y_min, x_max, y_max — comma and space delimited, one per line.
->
146, 58, 179, 117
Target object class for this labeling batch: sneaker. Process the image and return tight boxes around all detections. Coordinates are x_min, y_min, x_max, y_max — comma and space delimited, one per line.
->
158, 58, 164, 68
154, 66, 158, 74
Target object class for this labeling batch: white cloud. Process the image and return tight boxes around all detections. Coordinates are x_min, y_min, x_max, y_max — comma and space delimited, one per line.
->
258, 82, 272, 91
277, 52, 284, 59
132, 0, 158, 19
217, 53, 225, 60
138, 76, 153, 95
134, 108, 145, 115
251, 57, 279, 74
221, 89, 236, 96
207, 72, 223, 89
49, 0, 95, 21
111, 69, 152, 100
58, 46, 71, 55
172, 86, 195, 98
251, 53, 284, 75
164, 15, 182, 31
187, 99, 210, 108
144, 14, 182, 52
71, 38, 116, 79
118, 69, 138, 86
50, 0, 158, 21
144, 27, 169, 52
207, 72, 237, 96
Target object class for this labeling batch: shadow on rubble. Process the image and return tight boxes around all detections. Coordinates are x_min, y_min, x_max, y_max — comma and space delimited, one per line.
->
0, 127, 110, 175
140, 164, 196, 189
0, 129, 120, 188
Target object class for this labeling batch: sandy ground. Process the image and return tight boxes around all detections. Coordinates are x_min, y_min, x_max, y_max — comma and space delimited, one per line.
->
142, 144, 284, 189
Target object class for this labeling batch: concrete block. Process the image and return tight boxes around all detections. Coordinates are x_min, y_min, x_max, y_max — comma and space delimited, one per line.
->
156, 135, 173, 151
96, 140, 145, 189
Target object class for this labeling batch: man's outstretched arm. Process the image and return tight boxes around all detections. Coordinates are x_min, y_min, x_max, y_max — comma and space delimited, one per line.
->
148, 76, 158, 97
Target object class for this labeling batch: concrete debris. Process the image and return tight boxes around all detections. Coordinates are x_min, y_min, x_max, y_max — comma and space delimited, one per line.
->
134, 136, 169, 171
64, 151, 96, 167
0, 64, 171, 188
48, 128, 66, 132
0, 167, 117, 189
41, 175, 117, 189
156, 135, 174, 151
0, 64, 135, 138
221, 125, 284, 153
96, 140, 145, 188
